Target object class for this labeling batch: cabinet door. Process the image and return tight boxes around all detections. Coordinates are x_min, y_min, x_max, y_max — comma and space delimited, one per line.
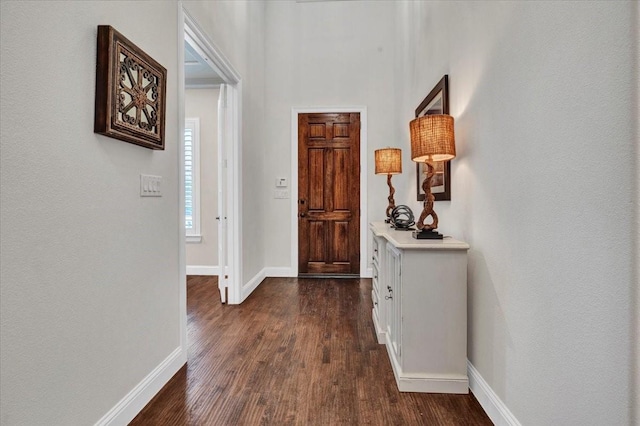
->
372, 262, 380, 315
386, 244, 402, 358
373, 235, 386, 333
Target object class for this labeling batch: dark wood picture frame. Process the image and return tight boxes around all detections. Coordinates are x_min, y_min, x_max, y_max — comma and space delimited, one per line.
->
415, 75, 450, 201
95, 25, 167, 150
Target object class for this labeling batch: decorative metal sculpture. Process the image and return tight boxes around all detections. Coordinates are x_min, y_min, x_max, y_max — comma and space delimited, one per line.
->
95, 25, 167, 150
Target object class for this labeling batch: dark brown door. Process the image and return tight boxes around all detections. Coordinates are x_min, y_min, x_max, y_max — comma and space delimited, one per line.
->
298, 112, 360, 275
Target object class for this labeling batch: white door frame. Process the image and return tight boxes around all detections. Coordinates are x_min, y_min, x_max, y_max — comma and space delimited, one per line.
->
290, 107, 369, 278
178, 3, 244, 351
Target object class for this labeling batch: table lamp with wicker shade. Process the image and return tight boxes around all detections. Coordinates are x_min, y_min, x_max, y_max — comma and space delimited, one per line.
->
374, 148, 402, 223
409, 114, 456, 239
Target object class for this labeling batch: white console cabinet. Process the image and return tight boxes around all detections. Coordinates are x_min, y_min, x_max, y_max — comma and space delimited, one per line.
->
369, 222, 470, 394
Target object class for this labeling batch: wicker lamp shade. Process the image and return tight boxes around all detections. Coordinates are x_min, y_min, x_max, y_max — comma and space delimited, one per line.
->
375, 148, 402, 175
409, 115, 456, 162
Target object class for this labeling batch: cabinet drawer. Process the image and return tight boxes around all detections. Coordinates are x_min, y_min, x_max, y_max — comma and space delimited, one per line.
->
371, 288, 379, 313
372, 263, 379, 294
372, 237, 380, 266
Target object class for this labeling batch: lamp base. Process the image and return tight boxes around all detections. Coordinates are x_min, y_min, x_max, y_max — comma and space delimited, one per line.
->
412, 229, 443, 240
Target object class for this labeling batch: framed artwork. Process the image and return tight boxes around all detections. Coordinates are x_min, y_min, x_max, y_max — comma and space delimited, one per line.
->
94, 25, 167, 150
415, 75, 450, 201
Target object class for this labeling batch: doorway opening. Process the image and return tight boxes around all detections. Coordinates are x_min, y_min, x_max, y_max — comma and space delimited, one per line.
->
178, 5, 243, 352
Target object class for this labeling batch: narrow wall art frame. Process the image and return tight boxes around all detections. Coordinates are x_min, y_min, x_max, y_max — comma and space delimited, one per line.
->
415, 75, 450, 201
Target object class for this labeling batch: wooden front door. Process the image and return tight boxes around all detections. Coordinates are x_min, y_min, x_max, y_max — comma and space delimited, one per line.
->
298, 112, 360, 275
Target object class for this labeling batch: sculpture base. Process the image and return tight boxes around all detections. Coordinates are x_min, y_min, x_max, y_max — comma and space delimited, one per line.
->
412, 229, 443, 240
393, 226, 415, 231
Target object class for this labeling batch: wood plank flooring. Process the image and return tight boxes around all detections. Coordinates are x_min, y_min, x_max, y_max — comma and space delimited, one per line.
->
130, 276, 491, 425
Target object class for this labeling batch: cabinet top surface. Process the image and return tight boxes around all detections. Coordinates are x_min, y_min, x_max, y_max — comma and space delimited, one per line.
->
370, 222, 470, 250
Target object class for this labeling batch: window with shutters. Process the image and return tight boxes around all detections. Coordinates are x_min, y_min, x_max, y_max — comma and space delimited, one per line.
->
185, 118, 201, 243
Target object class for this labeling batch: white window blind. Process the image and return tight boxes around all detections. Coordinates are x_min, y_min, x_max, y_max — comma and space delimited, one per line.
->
185, 118, 201, 242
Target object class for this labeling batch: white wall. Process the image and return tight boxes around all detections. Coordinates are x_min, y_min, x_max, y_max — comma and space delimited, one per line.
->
183, 0, 266, 289
263, 0, 396, 270
0, 2, 181, 424
635, 5, 640, 423
393, 1, 637, 424
185, 88, 220, 268
634, 3, 640, 423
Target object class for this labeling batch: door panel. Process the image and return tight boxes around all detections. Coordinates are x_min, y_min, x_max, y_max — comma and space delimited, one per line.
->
333, 149, 349, 210
309, 149, 325, 210
298, 112, 360, 275
217, 84, 228, 303
332, 222, 349, 262
309, 221, 325, 262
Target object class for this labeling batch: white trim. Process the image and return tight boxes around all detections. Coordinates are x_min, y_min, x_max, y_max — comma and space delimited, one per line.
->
185, 235, 202, 243
216, 84, 228, 304
181, 5, 243, 306
290, 106, 368, 277
186, 265, 220, 276
264, 267, 296, 277
94, 347, 185, 426
183, 15, 241, 84
228, 82, 243, 304
185, 81, 223, 90
177, 3, 188, 360
468, 360, 522, 426
241, 268, 266, 303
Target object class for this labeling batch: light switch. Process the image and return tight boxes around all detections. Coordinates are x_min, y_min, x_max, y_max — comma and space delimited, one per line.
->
140, 174, 162, 197
276, 177, 288, 188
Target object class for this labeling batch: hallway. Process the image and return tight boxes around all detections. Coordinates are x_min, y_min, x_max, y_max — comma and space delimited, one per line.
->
131, 277, 490, 425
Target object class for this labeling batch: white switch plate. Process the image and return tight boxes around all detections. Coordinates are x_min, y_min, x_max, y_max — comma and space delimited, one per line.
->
276, 177, 288, 187
140, 174, 162, 197
274, 189, 289, 199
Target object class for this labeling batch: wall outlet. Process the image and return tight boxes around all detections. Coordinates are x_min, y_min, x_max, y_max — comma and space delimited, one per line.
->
140, 174, 162, 197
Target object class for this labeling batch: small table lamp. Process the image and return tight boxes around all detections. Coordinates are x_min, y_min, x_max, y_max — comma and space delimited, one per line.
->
374, 148, 402, 223
409, 114, 456, 239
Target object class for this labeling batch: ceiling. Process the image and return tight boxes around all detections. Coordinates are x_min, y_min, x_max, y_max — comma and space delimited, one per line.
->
184, 41, 225, 87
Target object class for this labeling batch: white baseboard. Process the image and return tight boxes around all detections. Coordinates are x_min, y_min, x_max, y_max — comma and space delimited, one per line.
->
241, 268, 266, 303
264, 267, 296, 277
186, 265, 219, 276
95, 347, 186, 426
468, 360, 521, 426
232, 267, 294, 305
262, 267, 373, 278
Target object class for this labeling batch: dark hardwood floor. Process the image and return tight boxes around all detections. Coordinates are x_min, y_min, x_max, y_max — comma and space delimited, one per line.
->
130, 276, 491, 425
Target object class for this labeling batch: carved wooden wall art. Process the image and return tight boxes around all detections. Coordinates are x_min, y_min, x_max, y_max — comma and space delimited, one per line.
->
95, 25, 167, 150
